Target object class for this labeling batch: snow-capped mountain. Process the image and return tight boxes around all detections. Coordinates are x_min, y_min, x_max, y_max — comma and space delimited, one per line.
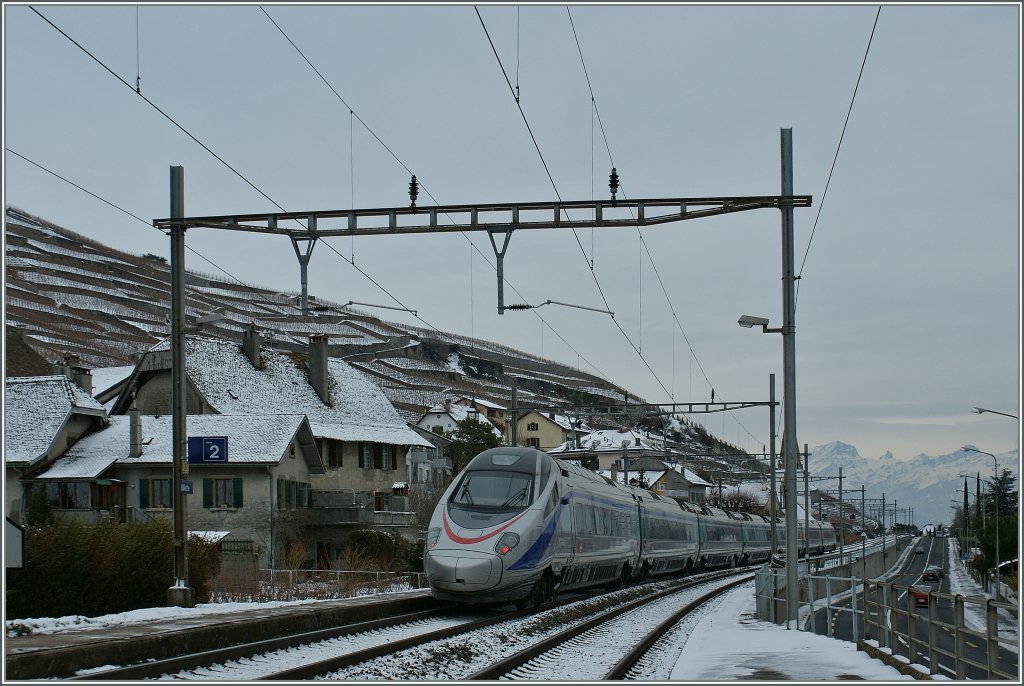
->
808, 441, 1019, 529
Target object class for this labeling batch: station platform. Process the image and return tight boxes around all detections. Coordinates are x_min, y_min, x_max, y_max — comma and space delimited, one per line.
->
4, 588, 434, 680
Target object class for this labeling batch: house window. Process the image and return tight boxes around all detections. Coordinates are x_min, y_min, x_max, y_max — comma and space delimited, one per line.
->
203, 478, 243, 509
374, 492, 391, 511
527, 422, 539, 432
44, 482, 90, 509
327, 440, 343, 468
526, 437, 541, 448
431, 425, 444, 435
151, 479, 171, 508
360, 443, 373, 469
382, 445, 394, 470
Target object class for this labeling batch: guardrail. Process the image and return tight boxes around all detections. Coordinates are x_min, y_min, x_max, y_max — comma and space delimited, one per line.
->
863, 579, 1017, 680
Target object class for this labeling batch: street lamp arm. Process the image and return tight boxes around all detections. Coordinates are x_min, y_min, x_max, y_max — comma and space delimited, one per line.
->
971, 407, 1019, 420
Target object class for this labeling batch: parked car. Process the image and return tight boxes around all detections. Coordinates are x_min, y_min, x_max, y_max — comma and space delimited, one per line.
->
911, 585, 930, 607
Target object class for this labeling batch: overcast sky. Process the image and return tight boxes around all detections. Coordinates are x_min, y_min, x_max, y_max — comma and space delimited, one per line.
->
4, 3, 1020, 462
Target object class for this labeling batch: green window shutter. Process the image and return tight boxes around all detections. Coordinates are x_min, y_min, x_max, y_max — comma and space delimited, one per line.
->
292, 481, 298, 508
139, 478, 149, 509
233, 478, 243, 508
277, 479, 284, 509
393, 446, 399, 471
285, 480, 293, 508
306, 483, 313, 508
203, 478, 213, 508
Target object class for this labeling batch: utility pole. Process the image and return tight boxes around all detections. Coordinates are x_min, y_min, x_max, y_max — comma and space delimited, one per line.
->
510, 375, 518, 447
861, 485, 866, 580
838, 466, 844, 560
769, 373, 777, 558
881, 492, 887, 564
779, 128, 800, 628
168, 166, 193, 608
803, 443, 809, 560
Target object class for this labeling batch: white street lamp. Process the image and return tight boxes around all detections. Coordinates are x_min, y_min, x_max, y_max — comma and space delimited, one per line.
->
961, 446, 1001, 600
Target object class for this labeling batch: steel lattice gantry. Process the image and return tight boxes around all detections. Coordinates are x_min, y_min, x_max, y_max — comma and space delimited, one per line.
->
153, 194, 811, 315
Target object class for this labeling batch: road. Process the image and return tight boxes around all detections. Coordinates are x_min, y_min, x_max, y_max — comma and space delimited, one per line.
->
810, 535, 1017, 679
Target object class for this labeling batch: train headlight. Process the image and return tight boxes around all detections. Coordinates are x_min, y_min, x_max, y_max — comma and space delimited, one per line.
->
427, 527, 441, 549
494, 532, 520, 556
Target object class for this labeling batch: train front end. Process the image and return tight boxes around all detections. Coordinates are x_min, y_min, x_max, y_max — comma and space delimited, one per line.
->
424, 447, 553, 604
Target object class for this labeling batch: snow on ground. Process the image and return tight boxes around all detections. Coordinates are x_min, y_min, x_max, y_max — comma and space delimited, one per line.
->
946, 537, 1019, 651
5, 597, 328, 637
671, 582, 913, 681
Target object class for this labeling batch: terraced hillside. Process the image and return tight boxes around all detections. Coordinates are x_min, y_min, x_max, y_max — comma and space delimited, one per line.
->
4, 206, 639, 422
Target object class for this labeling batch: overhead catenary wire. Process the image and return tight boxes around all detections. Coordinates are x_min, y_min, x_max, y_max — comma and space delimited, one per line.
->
5, 148, 320, 333
565, 6, 762, 445
476, 5, 674, 400
28, 6, 452, 344
260, 5, 616, 384
796, 5, 881, 308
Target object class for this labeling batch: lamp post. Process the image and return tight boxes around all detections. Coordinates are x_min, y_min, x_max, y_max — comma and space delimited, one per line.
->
735, 128, 803, 628
971, 407, 1019, 420
962, 446, 1000, 599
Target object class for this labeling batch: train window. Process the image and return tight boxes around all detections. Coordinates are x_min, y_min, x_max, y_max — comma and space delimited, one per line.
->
450, 470, 533, 509
490, 454, 522, 466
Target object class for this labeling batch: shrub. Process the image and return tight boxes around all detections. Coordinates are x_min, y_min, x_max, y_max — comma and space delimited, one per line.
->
5, 519, 220, 618
346, 529, 421, 572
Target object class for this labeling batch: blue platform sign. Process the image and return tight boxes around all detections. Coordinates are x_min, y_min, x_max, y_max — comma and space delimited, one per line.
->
187, 436, 229, 464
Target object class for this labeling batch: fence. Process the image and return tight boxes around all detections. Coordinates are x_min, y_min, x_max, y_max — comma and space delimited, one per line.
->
863, 579, 1017, 680
211, 568, 427, 603
755, 541, 1018, 680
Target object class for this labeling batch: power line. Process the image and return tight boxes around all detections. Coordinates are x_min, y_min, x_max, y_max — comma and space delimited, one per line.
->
476, 5, 674, 400
796, 6, 882, 307
260, 5, 616, 384
5, 147, 317, 331
29, 6, 455, 343
564, 7, 762, 445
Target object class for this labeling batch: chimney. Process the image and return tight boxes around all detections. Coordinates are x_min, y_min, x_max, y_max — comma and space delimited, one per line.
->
444, 399, 452, 412
242, 323, 262, 369
129, 400, 142, 458
634, 436, 641, 447
307, 333, 331, 405
61, 353, 93, 394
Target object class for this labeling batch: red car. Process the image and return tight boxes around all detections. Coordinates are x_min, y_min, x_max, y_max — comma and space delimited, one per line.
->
911, 586, 930, 607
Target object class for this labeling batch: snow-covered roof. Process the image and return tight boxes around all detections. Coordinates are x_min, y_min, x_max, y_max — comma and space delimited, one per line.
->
89, 365, 135, 397
721, 481, 770, 505
548, 429, 659, 453
459, 397, 506, 410
668, 465, 714, 487
392, 481, 408, 489
190, 531, 230, 544
4, 375, 108, 464
424, 402, 504, 438
32, 414, 323, 479
149, 337, 432, 448
598, 469, 667, 486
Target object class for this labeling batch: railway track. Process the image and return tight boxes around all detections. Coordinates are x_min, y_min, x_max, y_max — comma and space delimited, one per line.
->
289, 568, 752, 681
469, 573, 751, 680
70, 568, 752, 680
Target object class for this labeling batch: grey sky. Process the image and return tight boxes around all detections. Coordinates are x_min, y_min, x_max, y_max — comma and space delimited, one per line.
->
3, 3, 1020, 462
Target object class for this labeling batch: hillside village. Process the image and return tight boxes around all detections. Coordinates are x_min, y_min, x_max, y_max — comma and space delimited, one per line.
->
5, 206, 774, 573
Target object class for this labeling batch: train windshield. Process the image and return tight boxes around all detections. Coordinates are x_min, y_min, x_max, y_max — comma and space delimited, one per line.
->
447, 470, 536, 528
452, 470, 534, 508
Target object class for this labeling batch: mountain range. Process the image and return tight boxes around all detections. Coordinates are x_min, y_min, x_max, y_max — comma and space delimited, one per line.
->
808, 441, 1019, 529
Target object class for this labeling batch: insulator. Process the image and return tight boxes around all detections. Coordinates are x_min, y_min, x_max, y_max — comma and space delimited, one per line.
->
409, 175, 419, 208
504, 303, 533, 311
608, 167, 619, 203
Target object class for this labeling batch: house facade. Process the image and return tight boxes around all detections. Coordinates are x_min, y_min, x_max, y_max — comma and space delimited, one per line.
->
20, 413, 324, 567
511, 411, 589, 451
416, 398, 504, 440
4, 374, 109, 523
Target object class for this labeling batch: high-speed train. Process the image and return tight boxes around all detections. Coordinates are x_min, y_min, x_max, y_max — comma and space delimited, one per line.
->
424, 447, 836, 607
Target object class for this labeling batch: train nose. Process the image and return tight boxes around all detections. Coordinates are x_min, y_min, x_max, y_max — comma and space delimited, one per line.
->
425, 550, 502, 591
